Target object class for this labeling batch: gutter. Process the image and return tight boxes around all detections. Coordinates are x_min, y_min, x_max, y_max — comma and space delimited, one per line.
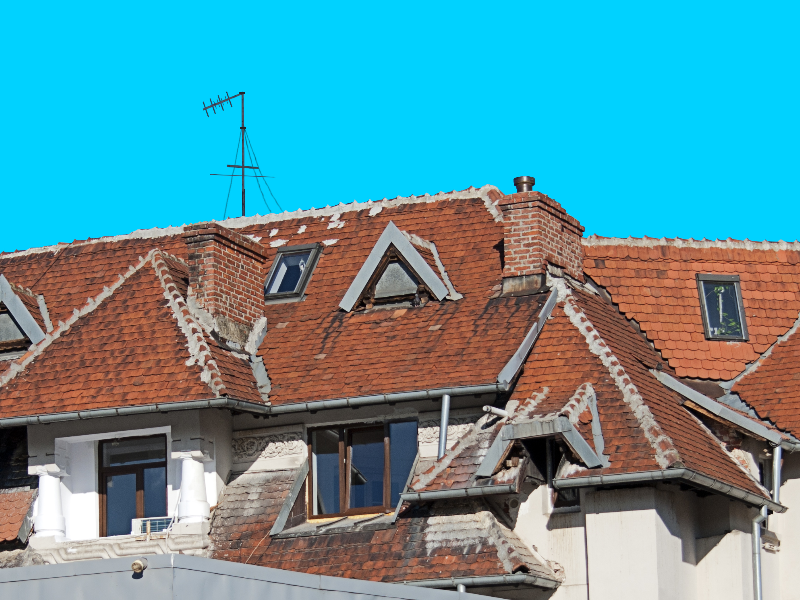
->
552, 468, 785, 513
402, 574, 560, 591
400, 484, 517, 502
0, 383, 510, 428
652, 370, 800, 451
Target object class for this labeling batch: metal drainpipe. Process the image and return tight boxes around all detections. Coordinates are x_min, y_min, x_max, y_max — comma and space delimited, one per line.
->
456, 584, 466, 593
437, 394, 451, 460
752, 444, 782, 600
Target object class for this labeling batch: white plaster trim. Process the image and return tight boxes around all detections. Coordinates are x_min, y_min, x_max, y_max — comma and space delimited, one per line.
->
402, 231, 463, 300
151, 252, 226, 396
0, 275, 46, 344
560, 383, 595, 425
583, 235, 800, 251
0, 252, 155, 390
686, 408, 770, 496
55, 426, 171, 445
1, 186, 503, 260
551, 277, 681, 468
726, 309, 800, 389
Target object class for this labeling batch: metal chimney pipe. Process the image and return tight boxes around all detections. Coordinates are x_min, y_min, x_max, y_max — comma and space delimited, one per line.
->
437, 394, 451, 460
513, 176, 535, 193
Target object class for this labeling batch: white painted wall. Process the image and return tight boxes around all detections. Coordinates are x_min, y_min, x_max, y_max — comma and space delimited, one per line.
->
27, 409, 233, 541
514, 484, 588, 600
584, 486, 698, 600
771, 452, 800, 600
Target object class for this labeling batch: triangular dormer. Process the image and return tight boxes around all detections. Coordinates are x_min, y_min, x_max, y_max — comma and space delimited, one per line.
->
0, 275, 46, 358
339, 221, 450, 311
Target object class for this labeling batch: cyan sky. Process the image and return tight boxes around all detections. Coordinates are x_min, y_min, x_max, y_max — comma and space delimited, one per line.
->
2, 1, 797, 253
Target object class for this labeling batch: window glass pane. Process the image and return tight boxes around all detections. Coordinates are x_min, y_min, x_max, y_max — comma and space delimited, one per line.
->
702, 281, 743, 337
0, 309, 26, 342
389, 421, 417, 506
102, 436, 166, 467
106, 473, 137, 536
144, 467, 167, 518
374, 261, 419, 299
267, 251, 312, 294
349, 427, 385, 509
312, 429, 340, 515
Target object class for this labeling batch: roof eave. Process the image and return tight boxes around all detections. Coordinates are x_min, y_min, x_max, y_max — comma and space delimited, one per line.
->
552, 467, 785, 513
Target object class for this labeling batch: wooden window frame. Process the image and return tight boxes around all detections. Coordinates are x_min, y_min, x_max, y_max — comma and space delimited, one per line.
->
307, 421, 412, 520
98, 435, 167, 537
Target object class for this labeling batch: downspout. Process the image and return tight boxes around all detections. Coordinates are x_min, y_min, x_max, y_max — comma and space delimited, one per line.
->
753, 444, 782, 600
438, 394, 451, 460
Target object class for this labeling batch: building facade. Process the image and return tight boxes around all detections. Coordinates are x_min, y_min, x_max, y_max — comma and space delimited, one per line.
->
0, 180, 798, 600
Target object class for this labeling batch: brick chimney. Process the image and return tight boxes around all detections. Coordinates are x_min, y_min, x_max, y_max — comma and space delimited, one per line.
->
499, 177, 585, 294
183, 222, 268, 344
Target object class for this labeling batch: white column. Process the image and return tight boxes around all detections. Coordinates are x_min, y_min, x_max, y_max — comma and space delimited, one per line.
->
177, 453, 210, 523
34, 469, 66, 539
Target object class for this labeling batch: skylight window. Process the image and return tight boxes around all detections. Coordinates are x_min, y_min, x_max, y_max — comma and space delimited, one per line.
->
696, 274, 748, 341
264, 244, 321, 301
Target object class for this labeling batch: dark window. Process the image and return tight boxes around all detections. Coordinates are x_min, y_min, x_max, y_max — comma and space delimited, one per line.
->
0, 304, 28, 354
309, 422, 417, 517
696, 274, 748, 341
99, 436, 167, 537
264, 244, 321, 301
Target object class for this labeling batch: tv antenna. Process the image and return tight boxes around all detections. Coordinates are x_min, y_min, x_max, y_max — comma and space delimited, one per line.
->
203, 92, 280, 217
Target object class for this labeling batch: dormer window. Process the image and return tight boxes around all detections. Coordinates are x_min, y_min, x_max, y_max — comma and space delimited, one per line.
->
264, 244, 321, 301
374, 259, 420, 300
0, 304, 28, 355
696, 274, 748, 341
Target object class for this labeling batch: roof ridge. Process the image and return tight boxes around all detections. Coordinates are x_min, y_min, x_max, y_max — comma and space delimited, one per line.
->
728, 309, 800, 390
686, 408, 770, 497
551, 276, 682, 469
0, 250, 157, 390
0, 185, 504, 260
583, 235, 800, 252
150, 251, 228, 397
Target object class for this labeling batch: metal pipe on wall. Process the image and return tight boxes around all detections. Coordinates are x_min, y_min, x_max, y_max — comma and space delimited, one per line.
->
752, 444, 783, 600
437, 394, 451, 460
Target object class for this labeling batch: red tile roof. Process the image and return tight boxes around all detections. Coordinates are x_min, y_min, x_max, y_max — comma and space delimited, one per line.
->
583, 237, 800, 380
732, 318, 800, 436
0, 490, 34, 542
0, 251, 259, 418
209, 469, 559, 585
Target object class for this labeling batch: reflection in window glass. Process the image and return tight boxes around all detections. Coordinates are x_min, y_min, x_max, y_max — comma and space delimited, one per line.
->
389, 422, 417, 505
349, 428, 385, 509
144, 467, 167, 518
106, 473, 137, 536
266, 251, 311, 295
102, 437, 166, 467
312, 429, 340, 515
702, 281, 743, 338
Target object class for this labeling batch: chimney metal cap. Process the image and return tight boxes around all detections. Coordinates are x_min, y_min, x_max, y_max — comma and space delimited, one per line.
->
513, 176, 535, 193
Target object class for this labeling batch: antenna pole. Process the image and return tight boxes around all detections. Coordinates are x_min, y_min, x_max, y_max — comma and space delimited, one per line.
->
241, 92, 246, 217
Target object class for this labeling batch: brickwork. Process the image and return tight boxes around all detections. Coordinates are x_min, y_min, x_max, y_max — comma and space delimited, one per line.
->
498, 192, 585, 281
183, 223, 268, 327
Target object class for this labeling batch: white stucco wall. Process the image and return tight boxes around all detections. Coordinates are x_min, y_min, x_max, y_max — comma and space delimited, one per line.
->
27, 409, 232, 541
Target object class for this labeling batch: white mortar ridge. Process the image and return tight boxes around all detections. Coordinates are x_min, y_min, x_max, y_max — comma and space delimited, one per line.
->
0, 251, 156, 390
411, 413, 493, 491
560, 383, 596, 425
244, 317, 268, 355
151, 252, 227, 396
551, 276, 682, 469
402, 231, 463, 300
0, 186, 504, 260
726, 309, 800, 389
583, 235, 800, 251
688, 408, 770, 496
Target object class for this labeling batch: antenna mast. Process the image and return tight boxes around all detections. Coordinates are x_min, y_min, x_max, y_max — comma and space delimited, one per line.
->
203, 92, 248, 216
